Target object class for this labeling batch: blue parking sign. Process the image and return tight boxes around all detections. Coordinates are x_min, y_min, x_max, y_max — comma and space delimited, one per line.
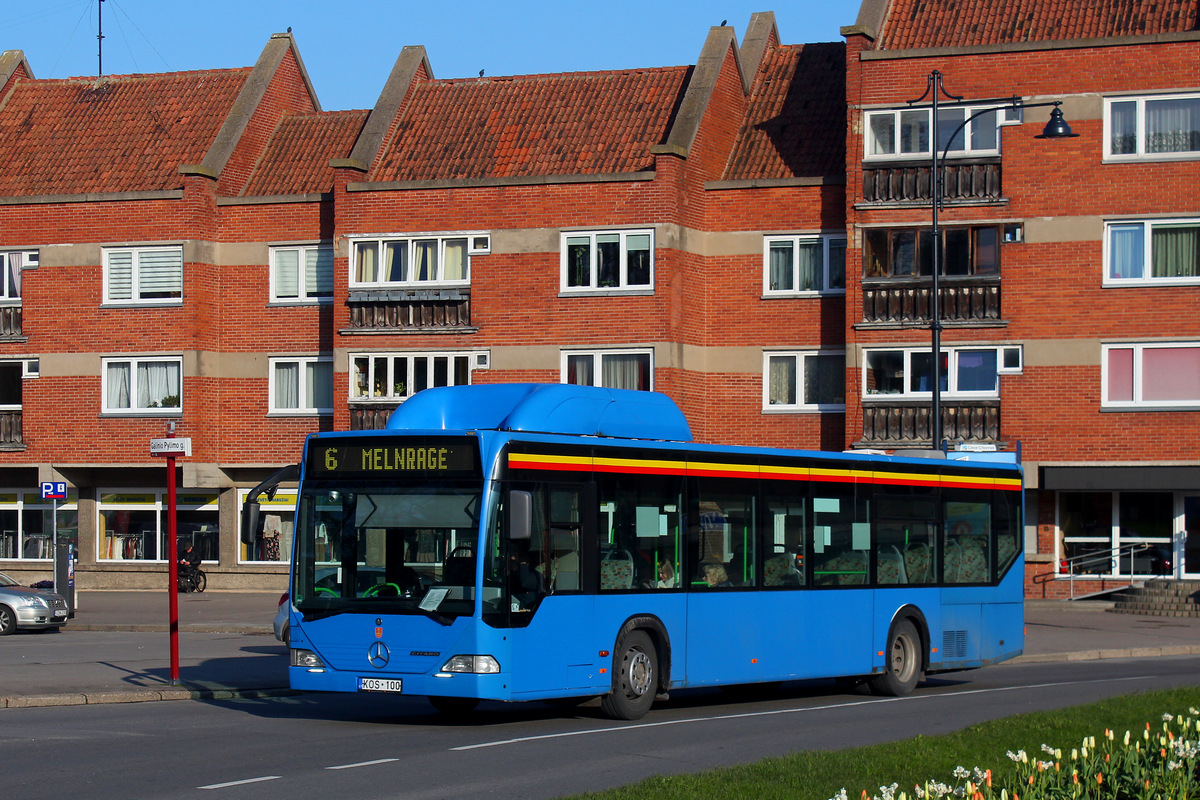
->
40, 481, 67, 500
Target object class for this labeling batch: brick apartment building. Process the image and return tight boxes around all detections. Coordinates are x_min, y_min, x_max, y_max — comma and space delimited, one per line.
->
0, 1, 1195, 593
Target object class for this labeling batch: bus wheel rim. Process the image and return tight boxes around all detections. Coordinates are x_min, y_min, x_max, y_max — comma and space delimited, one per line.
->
627, 649, 652, 696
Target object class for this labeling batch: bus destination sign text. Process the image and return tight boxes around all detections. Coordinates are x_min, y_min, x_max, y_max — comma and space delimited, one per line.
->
308, 437, 479, 479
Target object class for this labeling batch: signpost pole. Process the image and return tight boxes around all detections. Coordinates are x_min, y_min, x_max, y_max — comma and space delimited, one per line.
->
167, 429, 179, 684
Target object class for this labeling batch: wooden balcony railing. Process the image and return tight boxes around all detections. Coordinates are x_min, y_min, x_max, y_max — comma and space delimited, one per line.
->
862, 277, 1000, 324
349, 404, 399, 431
347, 289, 472, 331
861, 159, 1002, 204
0, 409, 23, 447
0, 305, 22, 337
858, 400, 1000, 447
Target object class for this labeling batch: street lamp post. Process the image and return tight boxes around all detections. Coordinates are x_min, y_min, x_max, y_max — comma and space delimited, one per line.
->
906, 71, 1077, 450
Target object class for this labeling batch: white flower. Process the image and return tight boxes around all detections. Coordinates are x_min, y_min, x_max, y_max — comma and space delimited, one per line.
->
1163, 713, 1174, 722
952, 767, 970, 780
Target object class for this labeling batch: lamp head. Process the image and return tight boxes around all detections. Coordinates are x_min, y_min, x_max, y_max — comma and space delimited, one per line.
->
1036, 106, 1078, 139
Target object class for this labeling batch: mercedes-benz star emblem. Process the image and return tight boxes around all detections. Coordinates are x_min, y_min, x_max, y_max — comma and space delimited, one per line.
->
367, 641, 390, 669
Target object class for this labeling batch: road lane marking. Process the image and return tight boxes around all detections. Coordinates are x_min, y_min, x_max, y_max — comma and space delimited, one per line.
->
326, 758, 400, 770
451, 675, 1152, 751
200, 776, 281, 789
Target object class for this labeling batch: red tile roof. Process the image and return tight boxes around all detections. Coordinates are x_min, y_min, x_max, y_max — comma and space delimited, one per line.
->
0, 68, 249, 197
878, 0, 1200, 50
243, 109, 369, 195
724, 43, 846, 180
369, 67, 691, 182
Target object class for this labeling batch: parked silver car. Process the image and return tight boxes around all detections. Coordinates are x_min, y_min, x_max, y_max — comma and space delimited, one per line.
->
0, 571, 69, 634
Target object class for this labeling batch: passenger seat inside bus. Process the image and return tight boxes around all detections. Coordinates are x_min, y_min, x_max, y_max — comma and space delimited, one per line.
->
600, 550, 633, 590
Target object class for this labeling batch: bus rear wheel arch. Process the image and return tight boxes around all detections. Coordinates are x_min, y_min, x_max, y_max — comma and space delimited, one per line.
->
869, 617, 924, 696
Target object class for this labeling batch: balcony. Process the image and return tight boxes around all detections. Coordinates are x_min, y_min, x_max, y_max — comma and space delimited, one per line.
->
861, 159, 1001, 205
349, 404, 398, 431
0, 305, 22, 338
0, 409, 23, 448
861, 276, 1000, 325
858, 400, 1000, 447
346, 289, 473, 332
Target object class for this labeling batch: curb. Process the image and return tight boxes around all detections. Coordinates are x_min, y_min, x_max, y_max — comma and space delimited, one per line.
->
1, 686, 297, 709
1011, 645, 1200, 664
67, 624, 274, 634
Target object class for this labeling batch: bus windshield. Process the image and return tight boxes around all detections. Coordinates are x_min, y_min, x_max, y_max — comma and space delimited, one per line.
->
292, 481, 482, 620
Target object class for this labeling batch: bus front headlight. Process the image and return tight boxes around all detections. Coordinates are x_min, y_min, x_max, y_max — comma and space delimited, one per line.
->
440, 655, 500, 674
291, 649, 325, 668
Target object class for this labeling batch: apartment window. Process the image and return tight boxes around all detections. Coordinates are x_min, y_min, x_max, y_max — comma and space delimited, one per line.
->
98, 489, 217, 562
350, 351, 481, 401
0, 251, 34, 303
103, 357, 181, 413
864, 346, 1016, 399
103, 246, 183, 304
864, 226, 999, 278
1105, 220, 1199, 284
271, 244, 333, 302
1106, 93, 1200, 159
764, 351, 845, 410
561, 230, 653, 292
563, 349, 652, 391
865, 105, 1004, 160
764, 236, 846, 294
1104, 343, 1200, 408
270, 357, 333, 414
351, 235, 477, 287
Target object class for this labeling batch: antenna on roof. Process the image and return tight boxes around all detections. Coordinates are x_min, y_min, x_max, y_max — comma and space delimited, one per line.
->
98, 0, 106, 76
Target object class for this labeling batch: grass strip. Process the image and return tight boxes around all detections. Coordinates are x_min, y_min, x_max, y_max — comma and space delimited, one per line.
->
566, 687, 1200, 800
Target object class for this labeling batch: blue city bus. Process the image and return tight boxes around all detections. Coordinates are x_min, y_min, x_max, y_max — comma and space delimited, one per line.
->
243, 383, 1024, 719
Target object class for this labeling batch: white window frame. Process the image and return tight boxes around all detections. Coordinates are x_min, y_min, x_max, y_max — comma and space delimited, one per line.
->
350, 350, 485, 402
349, 234, 479, 289
862, 346, 1017, 400
762, 350, 846, 412
763, 235, 847, 295
269, 357, 333, 415
101, 356, 183, 415
97, 489, 218, 563
561, 348, 654, 391
0, 250, 34, 304
1104, 92, 1200, 161
270, 244, 334, 303
560, 229, 655, 293
864, 105, 1006, 162
1103, 218, 1200, 286
0, 359, 33, 410
1102, 342, 1200, 409
102, 246, 183, 305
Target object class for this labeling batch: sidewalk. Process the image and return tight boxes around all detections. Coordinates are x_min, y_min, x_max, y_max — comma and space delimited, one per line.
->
3, 592, 1200, 710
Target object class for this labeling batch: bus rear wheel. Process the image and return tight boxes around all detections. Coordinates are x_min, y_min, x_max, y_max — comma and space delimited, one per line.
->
600, 630, 656, 720
869, 619, 921, 696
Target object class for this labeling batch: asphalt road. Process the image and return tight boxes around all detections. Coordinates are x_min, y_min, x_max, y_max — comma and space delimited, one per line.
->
5, 654, 1199, 800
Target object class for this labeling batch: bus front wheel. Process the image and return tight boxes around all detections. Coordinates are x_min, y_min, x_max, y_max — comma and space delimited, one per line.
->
600, 630, 656, 720
869, 618, 921, 696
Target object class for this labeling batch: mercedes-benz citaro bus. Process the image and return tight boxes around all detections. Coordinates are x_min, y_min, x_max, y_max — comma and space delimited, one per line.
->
242, 383, 1024, 720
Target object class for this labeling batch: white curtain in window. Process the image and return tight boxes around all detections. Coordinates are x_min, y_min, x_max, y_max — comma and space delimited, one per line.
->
796, 242, 822, 291
275, 249, 299, 298
106, 362, 131, 408
356, 243, 378, 283
107, 251, 134, 300
1146, 97, 1200, 154
274, 362, 299, 409
768, 356, 796, 405
1152, 224, 1199, 278
305, 247, 334, 297
443, 239, 466, 281
601, 354, 647, 391
5, 252, 20, 299
566, 354, 593, 386
413, 240, 437, 282
137, 361, 179, 408
385, 241, 406, 282
1108, 224, 1144, 279
306, 362, 333, 410
1109, 101, 1137, 154
768, 242, 793, 291
139, 248, 183, 298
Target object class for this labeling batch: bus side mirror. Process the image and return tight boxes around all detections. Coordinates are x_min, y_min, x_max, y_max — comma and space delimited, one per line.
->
241, 502, 261, 545
507, 490, 532, 541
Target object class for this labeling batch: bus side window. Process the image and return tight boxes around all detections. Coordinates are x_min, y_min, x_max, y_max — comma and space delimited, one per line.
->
944, 489, 992, 583
763, 490, 806, 587
811, 486, 869, 586
597, 473, 682, 593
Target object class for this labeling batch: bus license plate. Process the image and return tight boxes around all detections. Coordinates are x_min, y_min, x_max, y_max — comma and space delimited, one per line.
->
359, 677, 403, 693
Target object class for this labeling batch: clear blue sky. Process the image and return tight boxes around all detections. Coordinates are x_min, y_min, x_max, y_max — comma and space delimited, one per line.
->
4, 0, 863, 111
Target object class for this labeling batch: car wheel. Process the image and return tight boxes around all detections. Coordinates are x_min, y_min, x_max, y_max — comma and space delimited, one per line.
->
868, 618, 921, 696
599, 630, 656, 720
0, 604, 16, 635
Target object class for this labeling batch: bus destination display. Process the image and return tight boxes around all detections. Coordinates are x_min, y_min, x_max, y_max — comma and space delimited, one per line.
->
307, 437, 479, 479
